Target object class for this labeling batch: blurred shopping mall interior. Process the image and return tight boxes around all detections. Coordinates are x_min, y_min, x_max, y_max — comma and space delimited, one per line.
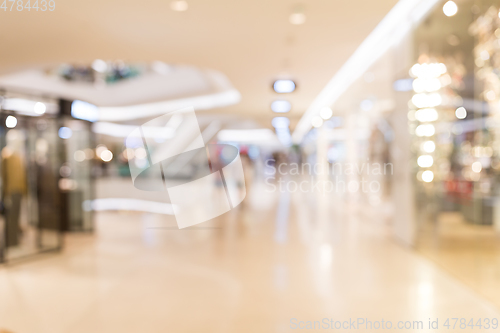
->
3, 0, 500, 332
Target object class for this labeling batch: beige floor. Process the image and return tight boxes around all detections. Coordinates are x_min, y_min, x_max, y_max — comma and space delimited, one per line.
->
418, 211, 500, 309
1, 185, 499, 333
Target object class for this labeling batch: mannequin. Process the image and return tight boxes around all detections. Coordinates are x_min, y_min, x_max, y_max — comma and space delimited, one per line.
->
1, 129, 27, 248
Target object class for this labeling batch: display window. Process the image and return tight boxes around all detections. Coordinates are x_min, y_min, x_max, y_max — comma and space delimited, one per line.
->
0, 92, 94, 263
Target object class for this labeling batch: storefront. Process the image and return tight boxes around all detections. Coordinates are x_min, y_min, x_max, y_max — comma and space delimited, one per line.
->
406, 0, 500, 232
301, 0, 500, 306
0, 91, 95, 263
401, 0, 500, 305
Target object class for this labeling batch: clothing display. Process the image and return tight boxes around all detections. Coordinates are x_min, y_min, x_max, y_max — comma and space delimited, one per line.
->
1, 151, 26, 247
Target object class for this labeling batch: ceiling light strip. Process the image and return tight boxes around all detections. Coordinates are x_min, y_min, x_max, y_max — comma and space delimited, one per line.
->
292, 0, 440, 143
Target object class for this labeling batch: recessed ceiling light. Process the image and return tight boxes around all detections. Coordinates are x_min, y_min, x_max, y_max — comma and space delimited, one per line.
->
5, 115, 17, 128
171, 0, 188, 12
289, 13, 306, 25
271, 100, 292, 113
272, 117, 290, 129
273, 80, 296, 93
443, 1, 457, 17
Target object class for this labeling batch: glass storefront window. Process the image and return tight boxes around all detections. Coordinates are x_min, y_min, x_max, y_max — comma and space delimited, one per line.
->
0, 92, 95, 263
406, 0, 500, 308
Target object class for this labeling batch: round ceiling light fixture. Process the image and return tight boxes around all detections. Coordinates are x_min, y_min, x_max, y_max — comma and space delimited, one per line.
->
273, 80, 296, 93
271, 100, 291, 113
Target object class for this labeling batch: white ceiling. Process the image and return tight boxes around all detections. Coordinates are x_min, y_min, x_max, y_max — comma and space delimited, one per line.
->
0, 0, 399, 128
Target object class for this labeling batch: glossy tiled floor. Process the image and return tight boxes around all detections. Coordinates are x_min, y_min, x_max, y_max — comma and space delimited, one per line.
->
1, 182, 499, 333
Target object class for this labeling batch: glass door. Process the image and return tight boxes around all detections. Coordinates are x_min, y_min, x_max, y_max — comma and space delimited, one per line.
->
59, 118, 94, 232
0, 114, 62, 261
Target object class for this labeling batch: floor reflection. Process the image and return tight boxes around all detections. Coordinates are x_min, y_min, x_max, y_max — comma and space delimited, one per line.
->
417, 211, 500, 309
0, 179, 499, 333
